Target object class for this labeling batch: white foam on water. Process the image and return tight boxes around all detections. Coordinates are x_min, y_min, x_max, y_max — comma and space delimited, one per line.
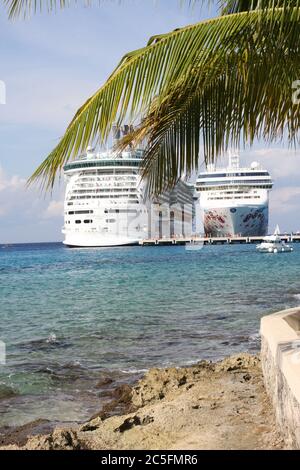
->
120, 368, 148, 374
46, 333, 57, 344
293, 294, 300, 302
249, 333, 260, 342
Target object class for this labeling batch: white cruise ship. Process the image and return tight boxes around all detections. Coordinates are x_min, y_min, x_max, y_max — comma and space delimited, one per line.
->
62, 129, 194, 247
195, 152, 273, 237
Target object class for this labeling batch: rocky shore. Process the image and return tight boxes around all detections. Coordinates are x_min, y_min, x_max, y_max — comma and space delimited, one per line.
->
0, 354, 285, 450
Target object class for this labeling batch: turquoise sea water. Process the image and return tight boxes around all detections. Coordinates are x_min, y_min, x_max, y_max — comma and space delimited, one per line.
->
0, 242, 300, 427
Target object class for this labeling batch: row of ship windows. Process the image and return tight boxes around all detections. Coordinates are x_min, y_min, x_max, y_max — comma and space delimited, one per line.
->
198, 180, 271, 186
75, 180, 136, 188
105, 209, 138, 214
67, 202, 140, 208
199, 185, 272, 191
77, 176, 137, 182
65, 219, 116, 225
78, 170, 138, 177
65, 161, 141, 170
69, 195, 139, 200
207, 196, 261, 200
208, 190, 257, 195
72, 189, 138, 194
66, 209, 138, 216
68, 210, 94, 215
199, 172, 269, 178
65, 220, 93, 224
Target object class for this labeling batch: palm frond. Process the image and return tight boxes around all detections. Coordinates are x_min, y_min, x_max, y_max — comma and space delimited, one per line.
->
144, 67, 299, 194
2, 0, 142, 19
4, 0, 79, 18
3, 0, 204, 20
117, 28, 300, 195
29, 8, 300, 190
220, 0, 300, 14
3, 0, 300, 19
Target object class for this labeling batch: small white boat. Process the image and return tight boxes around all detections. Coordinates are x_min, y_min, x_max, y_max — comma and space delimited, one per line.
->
256, 227, 293, 254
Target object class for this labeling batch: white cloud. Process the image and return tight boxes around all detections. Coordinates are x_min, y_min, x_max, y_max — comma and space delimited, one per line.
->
243, 147, 300, 180
0, 166, 64, 243
43, 200, 64, 219
270, 186, 300, 214
0, 167, 25, 192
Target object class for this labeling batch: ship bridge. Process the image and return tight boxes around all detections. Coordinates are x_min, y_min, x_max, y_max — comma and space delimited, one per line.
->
64, 148, 144, 173
196, 167, 273, 191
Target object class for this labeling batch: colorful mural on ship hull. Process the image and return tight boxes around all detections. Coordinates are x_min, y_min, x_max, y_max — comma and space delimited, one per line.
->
203, 206, 268, 237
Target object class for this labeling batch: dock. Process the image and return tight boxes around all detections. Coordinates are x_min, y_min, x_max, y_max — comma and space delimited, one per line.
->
139, 235, 300, 246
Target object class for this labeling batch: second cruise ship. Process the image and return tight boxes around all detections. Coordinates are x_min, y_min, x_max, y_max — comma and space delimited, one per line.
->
195, 153, 273, 237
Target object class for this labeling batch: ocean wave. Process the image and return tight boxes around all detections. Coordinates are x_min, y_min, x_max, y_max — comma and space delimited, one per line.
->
16, 335, 71, 352
248, 332, 260, 342
120, 368, 148, 375
46, 333, 58, 344
248, 333, 261, 349
35, 363, 93, 386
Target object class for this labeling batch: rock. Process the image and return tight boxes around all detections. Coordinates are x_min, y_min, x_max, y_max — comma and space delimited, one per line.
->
114, 416, 141, 433
49, 429, 81, 450
243, 373, 252, 382
0, 419, 52, 447
96, 377, 114, 388
142, 415, 154, 426
0, 353, 284, 451
89, 383, 135, 422
216, 354, 260, 372
24, 429, 82, 450
80, 417, 102, 432
98, 390, 114, 398
112, 384, 132, 404
178, 376, 187, 387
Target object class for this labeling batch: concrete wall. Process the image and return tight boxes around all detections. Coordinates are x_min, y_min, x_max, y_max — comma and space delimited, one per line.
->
261, 308, 300, 448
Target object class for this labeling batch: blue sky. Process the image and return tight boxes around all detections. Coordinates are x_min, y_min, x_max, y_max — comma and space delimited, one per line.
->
0, 1, 299, 242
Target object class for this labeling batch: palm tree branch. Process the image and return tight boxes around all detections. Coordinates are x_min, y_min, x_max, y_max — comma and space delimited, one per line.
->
120, 43, 300, 195
28, 7, 300, 189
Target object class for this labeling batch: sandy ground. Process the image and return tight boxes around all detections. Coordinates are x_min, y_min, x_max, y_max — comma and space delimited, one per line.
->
0, 354, 285, 450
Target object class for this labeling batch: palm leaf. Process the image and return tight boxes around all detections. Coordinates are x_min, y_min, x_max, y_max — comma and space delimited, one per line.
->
132, 46, 300, 195
29, 7, 300, 190
2, 0, 204, 19
3, 0, 300, 18
220, 0, 300, 15
3, 0, 77, 18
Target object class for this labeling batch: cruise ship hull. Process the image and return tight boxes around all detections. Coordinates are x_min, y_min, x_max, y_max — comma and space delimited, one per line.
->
63, 233, 141, 248
203, 205, 269, 237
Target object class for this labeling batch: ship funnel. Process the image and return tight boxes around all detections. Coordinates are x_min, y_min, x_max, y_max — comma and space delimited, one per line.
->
122, 125, 130, 136
121, 124, 134, 149
228, 150, 240, 169
112, 124, 121, 145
